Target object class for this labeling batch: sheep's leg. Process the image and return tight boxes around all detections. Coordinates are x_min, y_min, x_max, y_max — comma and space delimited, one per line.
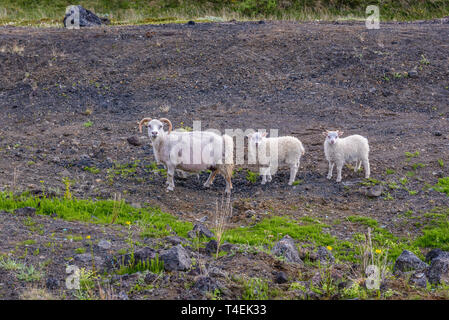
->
204, 170, 218, 188
336, 161, 344, 182
166, 165, 176, 191
260, 167, 269, 185
355, 160, 362, 172
288, 163, 299, 185
363, 159, 370, 179
221, 167, 233, 194
327, 161, 334, 180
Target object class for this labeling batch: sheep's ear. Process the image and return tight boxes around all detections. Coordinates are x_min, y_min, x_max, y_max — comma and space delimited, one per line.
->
322, 132, 328, 137
262, 132, 268, 137
337, 130, 344, 137
247, 132, 253, 138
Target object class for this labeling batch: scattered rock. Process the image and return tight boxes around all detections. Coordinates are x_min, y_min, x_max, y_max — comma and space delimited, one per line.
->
434, 131, 442, 137
425, 248, 449, 263
408, 272, 428, 288
97, 240, 112, 250
205, 240, 218, 255
426, 254, 449, 285
188, 223, 214, 239
271, 235, 303, 264
220, 242, 235, 253
274, 271, 288, 284
394, 250, 427, 273
117, 291, 129, 300
316, 246, 335, 264
74, 253, 103, 267
164, 236, 191, 246
160, 245, 191, 271
187, 21, 195, 25
63, 5, 109, 28
46, 277, 59, 290
144, 272, 160, 284
127, 136, 142, 146
193, 276, 220, 293
366, 185, 383, 197
408, 67, 418, 78
14, 207, 36, 216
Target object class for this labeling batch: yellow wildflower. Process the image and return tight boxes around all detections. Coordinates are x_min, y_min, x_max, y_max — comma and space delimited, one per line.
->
326, 246, 333, 251
375, 249, 382, 254
86, 235, 91, 240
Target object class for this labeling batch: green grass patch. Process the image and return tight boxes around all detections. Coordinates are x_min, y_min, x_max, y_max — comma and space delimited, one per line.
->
0, 191, 192, 239
433, 177, 449, 196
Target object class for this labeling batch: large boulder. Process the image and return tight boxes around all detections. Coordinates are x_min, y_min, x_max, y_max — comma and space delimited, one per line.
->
271, 235, 303, 264
63, 5, 109, 28
393, 250, 427, 273
426, 253, 449, 285
160, 245, 191, 271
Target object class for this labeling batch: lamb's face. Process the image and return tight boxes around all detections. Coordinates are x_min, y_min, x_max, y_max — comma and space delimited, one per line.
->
249, 132, 267, 147
325, 131, 342, 145
147, 119, 165, 139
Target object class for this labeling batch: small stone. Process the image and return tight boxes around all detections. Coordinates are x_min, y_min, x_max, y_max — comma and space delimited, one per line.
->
408, 272, 428, 288
271, 235, 303, 264
97, 240, 112, 250
187, 20, 195, 25
408, 68, 418, 78
189, 223, 214, 238
14, 207, 36, 216
127, 136, 142, 146
366, 185, 383, 197
316, 246, 335, 264
426, 254, 449, 285
205, 240, 218, 255
434, 131, 442, 137
46, 277, 59, 289
193, 276, 220, 293
274, 271, 288, 284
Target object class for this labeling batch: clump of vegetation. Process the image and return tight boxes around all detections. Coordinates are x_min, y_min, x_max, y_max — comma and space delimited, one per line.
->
0, 191, 192, 239
433, 177, 449, 196
245, 170, 259, 184
242, 277, 269, 300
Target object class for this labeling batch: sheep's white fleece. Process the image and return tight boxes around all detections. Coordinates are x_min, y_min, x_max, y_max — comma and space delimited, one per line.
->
324, 134, 370, 182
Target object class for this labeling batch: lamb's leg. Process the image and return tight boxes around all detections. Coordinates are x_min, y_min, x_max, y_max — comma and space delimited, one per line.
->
166, 165, 176, 191
363, 159, 370, 178
336, 161, 344, 182
260, 167, 269, 185
204, 170, 218, 187
288, 163, 299, 185
327, 161, 334, 180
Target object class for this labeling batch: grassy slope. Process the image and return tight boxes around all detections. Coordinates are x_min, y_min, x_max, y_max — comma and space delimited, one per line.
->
1, 0, 449, 26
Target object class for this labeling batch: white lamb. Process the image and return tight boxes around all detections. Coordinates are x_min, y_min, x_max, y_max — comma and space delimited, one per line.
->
323, 130, 370, 182
248, 132, 305, 185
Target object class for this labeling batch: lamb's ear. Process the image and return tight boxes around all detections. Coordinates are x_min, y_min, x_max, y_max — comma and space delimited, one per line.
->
262, 132, 268, 137
337, 130, 344, 137
322, 131, 328, 137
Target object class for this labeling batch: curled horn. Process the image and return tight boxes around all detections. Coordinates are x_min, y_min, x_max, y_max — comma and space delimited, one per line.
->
138, 117, 152, 133
159, 118, 172, 134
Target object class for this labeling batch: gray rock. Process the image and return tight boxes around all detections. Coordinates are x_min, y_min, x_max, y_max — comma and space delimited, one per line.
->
206, 240, 218, 255
220, 242, 235, 253
46, 277, 59, 289
63, 5, 109, 28
316, 246, 335, 264
271, 235, 303, 264
366, 185, 383, 197
160, 245, 191, 271
274, 271, 288, 284
394, 250, 427, 273
74, 253, 103, 267
164, 236, 191, 246
188, 223, 214, 238
193, 276, 220, 293
408, 67, 418, 78
127, 136, 142, 147
97, 240, 112, 250
14, 207, 36, 216
408, 272, 428, 288
426, 255, 449, 285
425, 249, 449, 263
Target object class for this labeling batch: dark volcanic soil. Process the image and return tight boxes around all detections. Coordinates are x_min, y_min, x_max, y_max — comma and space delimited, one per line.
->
0, 20, 448, 299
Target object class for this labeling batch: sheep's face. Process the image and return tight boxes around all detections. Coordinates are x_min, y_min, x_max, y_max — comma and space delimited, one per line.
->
249, 132, 267, 147
147, 119, 165, 139
324, 131, 343, 145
